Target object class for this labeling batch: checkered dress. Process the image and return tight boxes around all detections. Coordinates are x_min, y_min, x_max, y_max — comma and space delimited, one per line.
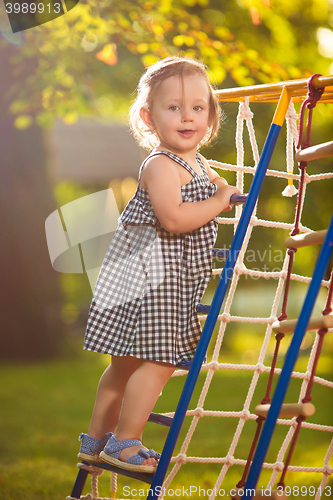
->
83, 151, 218, 365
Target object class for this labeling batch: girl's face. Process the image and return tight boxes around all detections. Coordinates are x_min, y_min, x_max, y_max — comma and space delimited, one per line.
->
142, 73, 211, 157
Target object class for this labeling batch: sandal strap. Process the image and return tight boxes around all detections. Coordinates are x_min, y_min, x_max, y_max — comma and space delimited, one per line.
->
139, 448, 150, 459
126, 448, 151, 465
146, 449, 161, 459
105, 433, 142, 453
103, 434, 160, 466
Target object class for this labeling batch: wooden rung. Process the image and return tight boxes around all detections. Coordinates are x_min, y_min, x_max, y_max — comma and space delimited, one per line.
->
295, 140, 333, 162
255, 403, 315, 418
234, 490, 286, 500
284, 230, 327, 248
272, 314, 333, 333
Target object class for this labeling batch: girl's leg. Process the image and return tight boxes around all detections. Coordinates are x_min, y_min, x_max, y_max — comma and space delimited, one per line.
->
115, 360, 175, 465
88, 355, 140, 439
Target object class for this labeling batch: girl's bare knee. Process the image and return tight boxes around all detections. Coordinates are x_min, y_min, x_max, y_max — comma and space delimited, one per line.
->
142, 360, 175, 382
112, 355, 140, 371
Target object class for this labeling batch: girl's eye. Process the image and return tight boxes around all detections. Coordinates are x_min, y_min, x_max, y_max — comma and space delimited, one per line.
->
169, 105, 179, 111
193, 105, 203, 111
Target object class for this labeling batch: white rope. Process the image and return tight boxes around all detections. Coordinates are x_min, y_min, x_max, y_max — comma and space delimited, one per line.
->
169, 455, 333, 473
111, 472, 117, 499
66, 463, 107, 500
217, 214, 313, 233
282, 101, 299, 197
209, 160, 333, 182
315, 438, 333, 499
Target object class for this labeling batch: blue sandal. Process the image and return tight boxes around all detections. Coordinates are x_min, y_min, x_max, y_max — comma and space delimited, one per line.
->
78, 433, 109, 462
99, 433, 160, 473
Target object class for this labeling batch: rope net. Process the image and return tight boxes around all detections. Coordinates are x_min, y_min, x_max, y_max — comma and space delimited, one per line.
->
68, 86, 333, 500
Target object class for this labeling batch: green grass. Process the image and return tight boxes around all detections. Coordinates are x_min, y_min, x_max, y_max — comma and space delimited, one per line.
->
0, 344, 332, 500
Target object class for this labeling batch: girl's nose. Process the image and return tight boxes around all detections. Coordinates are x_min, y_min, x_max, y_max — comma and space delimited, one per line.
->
181, 108, 193, 122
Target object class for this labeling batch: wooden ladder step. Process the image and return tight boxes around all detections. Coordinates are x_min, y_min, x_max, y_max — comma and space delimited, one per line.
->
272, 314, 333, 333
254, 402, 315, 418
284, 229, 327, 249
295, 140, 333, 162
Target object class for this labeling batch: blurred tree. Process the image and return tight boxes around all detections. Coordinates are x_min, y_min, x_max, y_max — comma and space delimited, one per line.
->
0, 0, 332, 359
4, 0, 333, 126
0, 44, 65, 361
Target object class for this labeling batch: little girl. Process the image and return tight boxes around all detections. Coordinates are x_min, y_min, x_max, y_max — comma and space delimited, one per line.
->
78, 56, 240, 474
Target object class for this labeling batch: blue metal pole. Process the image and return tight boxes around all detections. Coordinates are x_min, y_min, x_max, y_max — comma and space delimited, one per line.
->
243, 214, 333, 498
71, 468, 89, 499
147, 89, 292, 500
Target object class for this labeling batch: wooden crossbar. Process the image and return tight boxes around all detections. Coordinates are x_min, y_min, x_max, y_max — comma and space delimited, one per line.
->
249, 92, 333, 104
255, 403, 315, 418
295, 141, 333, 162
284, 230, 327, 249
272, 315, 333, 333
215, 75, 333, 103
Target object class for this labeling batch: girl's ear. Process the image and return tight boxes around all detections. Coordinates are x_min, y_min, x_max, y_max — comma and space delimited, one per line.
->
140, 107, 155, 131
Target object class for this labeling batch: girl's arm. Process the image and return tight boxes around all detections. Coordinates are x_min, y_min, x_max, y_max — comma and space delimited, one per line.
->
142, 155, 240, 234
198, 154, 235, 212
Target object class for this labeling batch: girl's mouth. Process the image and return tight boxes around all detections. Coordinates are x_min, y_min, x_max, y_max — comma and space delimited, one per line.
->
178, 129, 195, 138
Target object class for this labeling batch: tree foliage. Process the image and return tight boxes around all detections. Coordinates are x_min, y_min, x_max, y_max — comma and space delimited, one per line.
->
3, 0, 332, 128
1, 0, 332, 361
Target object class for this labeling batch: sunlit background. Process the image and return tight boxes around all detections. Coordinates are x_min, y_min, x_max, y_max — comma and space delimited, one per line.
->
0, 0, 332, 498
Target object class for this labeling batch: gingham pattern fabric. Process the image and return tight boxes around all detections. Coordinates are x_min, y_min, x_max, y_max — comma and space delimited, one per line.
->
83, 151, 218, 365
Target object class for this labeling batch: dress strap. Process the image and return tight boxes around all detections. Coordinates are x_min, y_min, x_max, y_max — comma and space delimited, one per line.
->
137, 150, 204, 182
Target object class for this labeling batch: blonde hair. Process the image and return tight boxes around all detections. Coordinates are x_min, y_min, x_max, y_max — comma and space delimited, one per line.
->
129, 56, 221, 150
